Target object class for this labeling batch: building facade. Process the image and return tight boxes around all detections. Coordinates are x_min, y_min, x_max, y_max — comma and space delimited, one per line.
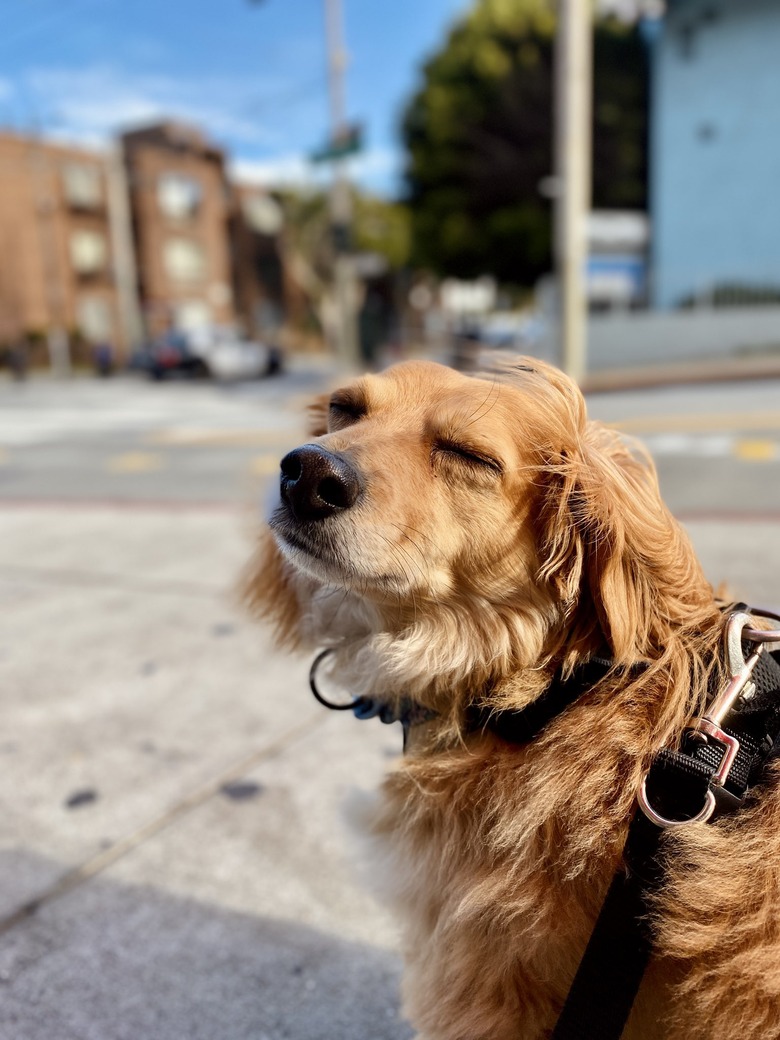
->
0, 121, 301, 367
0, 133, 126, 362
121, 122, 236, 340
651, 0, 780, 308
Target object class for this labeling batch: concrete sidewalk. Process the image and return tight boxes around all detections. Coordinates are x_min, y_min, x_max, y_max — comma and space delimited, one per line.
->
0, 504, 410, 1040
1, 504, 779, 1040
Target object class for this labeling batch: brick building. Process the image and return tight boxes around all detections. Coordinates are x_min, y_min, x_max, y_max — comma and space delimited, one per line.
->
0, 132, 128, 364
121, 122, 236, 340
0, 121, 307, 369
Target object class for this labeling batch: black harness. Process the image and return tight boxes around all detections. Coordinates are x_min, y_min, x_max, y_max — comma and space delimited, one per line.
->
309, 608, 780, 1039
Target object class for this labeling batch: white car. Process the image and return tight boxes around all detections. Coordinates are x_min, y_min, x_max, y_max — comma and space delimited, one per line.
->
187, 327, 278, 381
208, 337, 271, 380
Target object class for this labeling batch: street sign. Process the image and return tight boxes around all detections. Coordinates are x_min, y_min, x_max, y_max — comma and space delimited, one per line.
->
310, 124, 363, 164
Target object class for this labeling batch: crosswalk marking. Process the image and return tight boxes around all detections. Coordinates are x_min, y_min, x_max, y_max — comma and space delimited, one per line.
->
641, 433, 779, 461
642, 434, 733, 457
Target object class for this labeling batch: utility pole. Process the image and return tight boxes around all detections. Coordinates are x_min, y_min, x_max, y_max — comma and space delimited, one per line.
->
107, 144, 145, 361
554, 0, 592, 384
323, 0, 360, 368
29, 136, 71, 378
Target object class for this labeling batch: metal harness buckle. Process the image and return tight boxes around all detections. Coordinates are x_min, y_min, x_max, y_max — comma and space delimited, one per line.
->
637, 610, 780, 829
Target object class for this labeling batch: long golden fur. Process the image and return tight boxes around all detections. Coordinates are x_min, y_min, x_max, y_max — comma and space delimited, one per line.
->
244, 357, 780, 1039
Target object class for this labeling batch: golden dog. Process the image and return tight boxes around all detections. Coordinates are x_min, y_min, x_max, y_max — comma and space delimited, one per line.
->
245, 357, 780, 1039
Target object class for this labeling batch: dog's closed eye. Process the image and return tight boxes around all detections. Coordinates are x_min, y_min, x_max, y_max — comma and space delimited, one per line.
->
329, 391, 367, 428
433, 440, 503, 476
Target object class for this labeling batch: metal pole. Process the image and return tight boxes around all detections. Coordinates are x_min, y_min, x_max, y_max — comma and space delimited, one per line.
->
324, 0, 359, 368
29, 137, 71, 378
107, 144, 145, 362
554, 0, 592, 384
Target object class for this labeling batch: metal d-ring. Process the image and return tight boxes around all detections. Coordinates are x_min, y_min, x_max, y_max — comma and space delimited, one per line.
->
637, 777, 717, 828
736, 604, 780, 646
309, 648, 360, 711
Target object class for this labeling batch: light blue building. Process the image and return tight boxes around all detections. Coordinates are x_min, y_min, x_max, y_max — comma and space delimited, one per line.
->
651, 0, 780, 308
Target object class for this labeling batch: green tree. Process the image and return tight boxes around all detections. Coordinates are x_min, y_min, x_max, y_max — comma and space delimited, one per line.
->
402, 0, 648, 287
353, 194, 411, 270
276, 188, 411, 337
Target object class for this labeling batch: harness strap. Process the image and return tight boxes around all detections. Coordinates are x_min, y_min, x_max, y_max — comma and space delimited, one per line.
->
308, 613, 780, 1039
550, 813, 662, 1039
552, 642, 780, 1040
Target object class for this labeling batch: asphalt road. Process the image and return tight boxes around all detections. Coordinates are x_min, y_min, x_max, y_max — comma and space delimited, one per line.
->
0, 365, 779, 517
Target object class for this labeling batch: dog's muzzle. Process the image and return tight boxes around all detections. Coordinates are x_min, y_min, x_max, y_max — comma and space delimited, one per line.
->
279, 444, 362, 523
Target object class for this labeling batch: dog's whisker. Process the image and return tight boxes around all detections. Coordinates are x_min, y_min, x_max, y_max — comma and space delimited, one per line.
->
459, 376, 502, 431
386, 520, 436, 549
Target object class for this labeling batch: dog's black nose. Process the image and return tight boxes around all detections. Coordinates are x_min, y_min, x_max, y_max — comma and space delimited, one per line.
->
280, 445, 362, 522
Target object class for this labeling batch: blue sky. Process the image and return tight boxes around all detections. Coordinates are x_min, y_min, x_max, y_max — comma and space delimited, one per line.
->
0, 0, 470, 195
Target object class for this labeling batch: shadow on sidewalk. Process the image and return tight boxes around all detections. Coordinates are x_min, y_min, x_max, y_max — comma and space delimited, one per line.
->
0, 850, 412, 1040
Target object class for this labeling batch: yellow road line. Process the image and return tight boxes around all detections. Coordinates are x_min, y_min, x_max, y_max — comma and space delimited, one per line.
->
615, 410, 780, 434
733, 439, 777, 462
249, 454, 281, 476
106, 452, 164, 473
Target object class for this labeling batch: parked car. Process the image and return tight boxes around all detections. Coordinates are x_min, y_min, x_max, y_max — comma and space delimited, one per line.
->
203, 334, 279, 381
133, 327, 282, 381
131, 332, 209, 380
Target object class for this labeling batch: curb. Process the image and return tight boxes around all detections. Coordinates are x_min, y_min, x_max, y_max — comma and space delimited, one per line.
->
583, 356, 780, 393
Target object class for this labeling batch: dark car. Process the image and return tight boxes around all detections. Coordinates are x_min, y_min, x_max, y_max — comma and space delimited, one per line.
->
132, 332, 209, 380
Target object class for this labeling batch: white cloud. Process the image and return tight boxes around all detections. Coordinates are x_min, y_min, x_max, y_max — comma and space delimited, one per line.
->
349, 147, 401, 191
26, 64, 287, 149
22, 63, 403, 197
231, 153, 321, 189
232, 146, 401, 196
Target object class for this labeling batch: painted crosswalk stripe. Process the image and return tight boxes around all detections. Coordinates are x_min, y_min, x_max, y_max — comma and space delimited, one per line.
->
640, 433, 780, 461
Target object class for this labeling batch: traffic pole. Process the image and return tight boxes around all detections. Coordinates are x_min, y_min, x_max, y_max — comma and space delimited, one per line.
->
324, 0, 360, 368
554, 0, 592, 385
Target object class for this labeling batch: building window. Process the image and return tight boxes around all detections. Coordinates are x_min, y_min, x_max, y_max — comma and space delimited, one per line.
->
62, 164, 103, 209
70, 229, 108, 275
242, 193, 284, 235
77, 295, 113, 342
158, 173, 202, 220
163, 237, 206, 283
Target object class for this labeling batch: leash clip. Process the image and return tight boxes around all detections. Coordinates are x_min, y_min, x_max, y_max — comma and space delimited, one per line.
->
638, 612, 765, 828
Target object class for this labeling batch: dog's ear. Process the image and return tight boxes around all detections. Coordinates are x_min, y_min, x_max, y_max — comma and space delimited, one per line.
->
307, 393, 330, 437
240, 530, 305, 649
539, 423, 712, 665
